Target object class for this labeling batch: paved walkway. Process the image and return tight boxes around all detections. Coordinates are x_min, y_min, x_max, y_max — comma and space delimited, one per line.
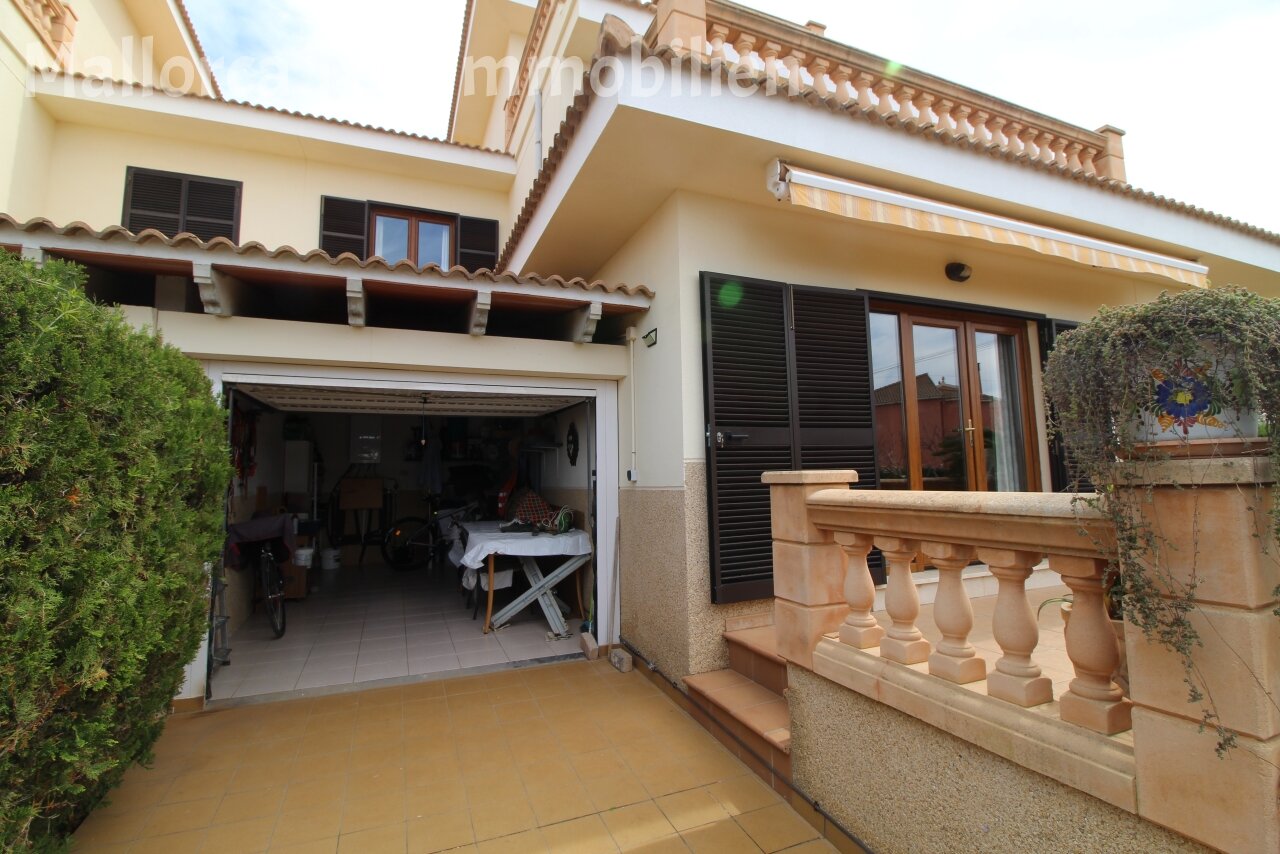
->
72, 659, 837, 853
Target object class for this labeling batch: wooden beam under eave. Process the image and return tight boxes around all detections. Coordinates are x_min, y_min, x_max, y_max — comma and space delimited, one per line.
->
468, 292, 492, 336
192, 263, 242, 317
20, 244, 45, 266
346, 278, 366, 327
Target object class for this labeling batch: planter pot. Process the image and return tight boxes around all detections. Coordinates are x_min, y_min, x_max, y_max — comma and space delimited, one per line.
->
1134, 356, 1260, 443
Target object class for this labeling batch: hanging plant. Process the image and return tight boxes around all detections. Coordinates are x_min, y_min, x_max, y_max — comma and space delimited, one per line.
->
1044, 286, 1280, 755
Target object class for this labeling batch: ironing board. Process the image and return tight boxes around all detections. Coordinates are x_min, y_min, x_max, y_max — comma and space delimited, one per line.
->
451, 521, 592, 637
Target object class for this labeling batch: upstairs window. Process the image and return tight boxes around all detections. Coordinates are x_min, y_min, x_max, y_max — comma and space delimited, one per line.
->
319, 196, 499, 273
122, 167, 242, 242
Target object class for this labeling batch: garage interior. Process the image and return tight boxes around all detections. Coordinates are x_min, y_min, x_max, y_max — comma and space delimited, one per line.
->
213, 383, 597, 701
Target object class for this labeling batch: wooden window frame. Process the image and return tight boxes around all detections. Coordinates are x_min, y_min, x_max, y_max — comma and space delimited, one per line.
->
368, 205, 457, 268
871, 300, 1042, 493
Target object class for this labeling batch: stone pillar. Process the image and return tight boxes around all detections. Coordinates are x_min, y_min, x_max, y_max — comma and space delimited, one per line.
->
765, 471, 859, 670
647, 0, 707, 53
1093, 125, 1127, 182
1123, 457, 1280, 854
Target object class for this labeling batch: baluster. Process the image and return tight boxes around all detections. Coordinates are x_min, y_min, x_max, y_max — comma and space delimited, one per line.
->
853, 71, 876, 111
1005, 120, 1025, 155
1050, 555, 1132, 734
977, 548, 1054, 706
934, 98, 957, 135
873, 537, 929, 664
782, 49, 807, 93
831, 65, 855, 105
873, 78, 896, 116
1050, 136, 1068, 167
1019, 126, 1040, 159
912, 91, 937, 127
732, 32, 757, 71
759, 41, 782, 79
893, 84, 916, 122
808, 56, 832, 98
835, 533, 884, 648
988, 115, 1009, 151
1065, 141, 1084, 172
971, 109, 992, 145
1038, 131, 1057, 164
953, 104, 975, 141
1080, 145, 1099, 175
708, 24, 729, 62
922, 542, 984, 683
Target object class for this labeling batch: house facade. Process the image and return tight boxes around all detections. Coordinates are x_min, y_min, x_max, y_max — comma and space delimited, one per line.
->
4, 1, 1280, 851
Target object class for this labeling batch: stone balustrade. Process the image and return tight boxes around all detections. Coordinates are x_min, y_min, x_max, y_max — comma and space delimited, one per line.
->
12, 0, 78, 60
764, 471, 1132, 736
693, 1, 1125, 181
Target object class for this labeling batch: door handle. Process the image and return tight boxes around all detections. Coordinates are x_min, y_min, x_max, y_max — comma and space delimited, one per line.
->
715, 431, 749, 449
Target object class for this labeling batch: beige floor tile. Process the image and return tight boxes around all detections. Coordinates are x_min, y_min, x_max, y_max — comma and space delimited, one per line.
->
529, 786, 596, 826
538, 814, 620, 854
140, 795, 220, 837
620, 836, 690, 853
73, 808, 155, 847
291, 751, 352, 781
160, 769, 228, 804
601, 802, 678, 851
127, 827, 208, 853
404, 781, 470, 820
733, 804, 820, 853
587, 773, 650, 812
633, 761, 698, 799
341, 791, 407, 834
680, 818, 762, 853
202, 815, 278, 854
281, 773, 348, 813
705, 776, 781, 816
474, 828, 548, 854
230, 759, 295, 793
654, 789, 730, 833
337, 821, 408, 853
214, 786, 285, 825
471, 800, 537, 841
406, 809, 474, 853
779, 840, 839, 853
269, 835, 339, 853
272, 805, 344, 848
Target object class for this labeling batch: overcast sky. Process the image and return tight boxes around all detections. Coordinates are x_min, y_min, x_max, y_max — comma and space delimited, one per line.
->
185, 0, 1279, 233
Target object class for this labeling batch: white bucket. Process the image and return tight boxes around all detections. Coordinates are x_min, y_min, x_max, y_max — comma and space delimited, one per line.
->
293, 547, 314, 568
321, 548, 342, 571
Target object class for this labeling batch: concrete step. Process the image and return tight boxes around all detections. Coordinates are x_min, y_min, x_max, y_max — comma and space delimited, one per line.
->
685, 668, 791, 755
724, 625, 787, 695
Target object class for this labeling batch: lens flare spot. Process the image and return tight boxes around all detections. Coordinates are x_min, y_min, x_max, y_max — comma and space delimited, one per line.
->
717, 281, 744, 308
885, 60, 903, 77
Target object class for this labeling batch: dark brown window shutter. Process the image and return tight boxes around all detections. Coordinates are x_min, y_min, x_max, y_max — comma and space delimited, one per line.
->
702, 274, 795, 604
319, 196, 369, 258
123, 167, 241, 241
1040, 319, 1085, 492
702, 275, 882, 602
457, 216, 499, 272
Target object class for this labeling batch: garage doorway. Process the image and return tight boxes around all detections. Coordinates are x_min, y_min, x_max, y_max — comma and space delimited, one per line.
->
206, 366, 618, 701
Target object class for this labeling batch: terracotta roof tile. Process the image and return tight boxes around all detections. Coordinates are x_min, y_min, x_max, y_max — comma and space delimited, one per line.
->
43, 70, 511, 156
1, 214, 653, 299
499, 17, 1279, 266
172, 0, 222, 99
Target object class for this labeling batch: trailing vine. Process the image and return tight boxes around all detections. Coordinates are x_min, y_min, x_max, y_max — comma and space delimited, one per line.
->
1043, 286, 1280, 756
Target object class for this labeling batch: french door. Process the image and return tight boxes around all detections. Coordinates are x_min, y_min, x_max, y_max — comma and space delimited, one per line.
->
869, 305, 1038, 492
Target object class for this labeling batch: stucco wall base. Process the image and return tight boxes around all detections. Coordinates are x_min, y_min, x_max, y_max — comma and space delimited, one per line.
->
788, 667, 1210, 854
620, 461, 772, 683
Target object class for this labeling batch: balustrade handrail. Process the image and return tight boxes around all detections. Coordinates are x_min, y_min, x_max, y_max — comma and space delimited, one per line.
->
702, 0, 1122, 179
803, 488, 1114, 559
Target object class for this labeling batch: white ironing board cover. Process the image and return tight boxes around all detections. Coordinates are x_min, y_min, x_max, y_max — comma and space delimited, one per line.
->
452, 521, 592, 569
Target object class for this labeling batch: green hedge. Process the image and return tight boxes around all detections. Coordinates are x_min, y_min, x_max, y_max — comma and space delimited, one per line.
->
0, 254, 231, 850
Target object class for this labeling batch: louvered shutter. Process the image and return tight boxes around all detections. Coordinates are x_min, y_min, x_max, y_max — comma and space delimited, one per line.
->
702, 274, 795, 603
458, 216, 499, 272
319, 197, 369, 258
1040, 319, 1084, 492
123, 168, 182, 236
123, 167, 240, 241
183, 178, 240, 241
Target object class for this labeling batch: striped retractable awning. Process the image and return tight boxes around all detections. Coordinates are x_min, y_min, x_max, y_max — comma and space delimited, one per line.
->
768, 162, 1209, 288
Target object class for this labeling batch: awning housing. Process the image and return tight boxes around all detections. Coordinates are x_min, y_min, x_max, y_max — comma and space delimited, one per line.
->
768, 162, 1209, 289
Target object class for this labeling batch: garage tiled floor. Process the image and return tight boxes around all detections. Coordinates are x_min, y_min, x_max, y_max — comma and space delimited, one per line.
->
73, 660, 837, 853
215, 565, 583, 700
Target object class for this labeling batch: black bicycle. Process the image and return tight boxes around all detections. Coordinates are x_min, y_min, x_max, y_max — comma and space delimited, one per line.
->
382, 501, 479, 569
258, 544, 287, 638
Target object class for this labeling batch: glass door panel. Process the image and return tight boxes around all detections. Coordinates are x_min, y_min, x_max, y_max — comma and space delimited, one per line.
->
870, 312, 910, 489
912, 323, 969, 490
974, 331, 1029, 491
